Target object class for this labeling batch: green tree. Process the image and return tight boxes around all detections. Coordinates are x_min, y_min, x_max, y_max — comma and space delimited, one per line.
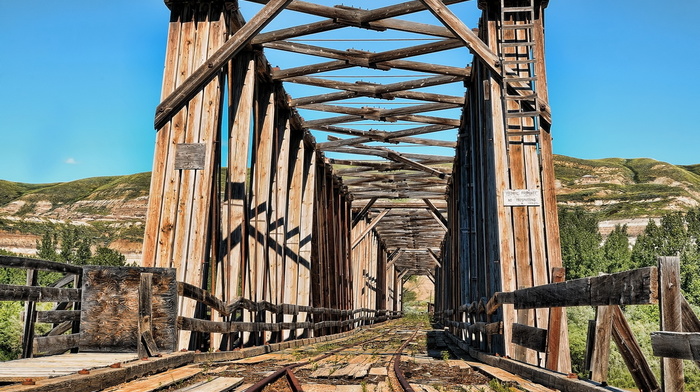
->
90, 247, 126, 266
630, 219, 665, 268
558, 208, 603, 279
35, 231, 58, 261
602, 225, 631, 273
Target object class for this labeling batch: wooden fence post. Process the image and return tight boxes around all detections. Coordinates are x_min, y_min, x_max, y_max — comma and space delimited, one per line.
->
545, 266, 565, 371
21, 268, 38, 358
589, 305, 614, 382
659, 256, 684, 392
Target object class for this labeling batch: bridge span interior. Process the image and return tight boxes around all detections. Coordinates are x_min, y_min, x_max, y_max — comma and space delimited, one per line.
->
140, 0, 568, 372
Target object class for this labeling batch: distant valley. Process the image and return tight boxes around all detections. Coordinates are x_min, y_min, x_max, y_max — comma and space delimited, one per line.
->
2, 155, 700, 262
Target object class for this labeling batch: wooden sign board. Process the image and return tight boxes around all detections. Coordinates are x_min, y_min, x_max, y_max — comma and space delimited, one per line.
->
504, 189, 541, 207
175, 143, 206, 170
79, 266, 178, 353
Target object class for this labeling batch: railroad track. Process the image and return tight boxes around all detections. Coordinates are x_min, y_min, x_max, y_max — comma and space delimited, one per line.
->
53, 317, 549, 392
235, 318, 491, 392
243, 323, 410, 392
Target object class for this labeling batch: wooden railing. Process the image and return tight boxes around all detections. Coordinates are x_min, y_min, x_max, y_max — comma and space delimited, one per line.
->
0, 256, 83, 358
177, 281, 401, 346
0, 256, 401, 358
434, 257, 699, 392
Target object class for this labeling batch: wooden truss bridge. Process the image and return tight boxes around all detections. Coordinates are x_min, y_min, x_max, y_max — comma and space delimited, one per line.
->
1, 0, 700, 391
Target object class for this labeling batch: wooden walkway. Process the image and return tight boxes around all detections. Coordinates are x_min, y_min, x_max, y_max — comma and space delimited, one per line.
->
0, 353, 137, 382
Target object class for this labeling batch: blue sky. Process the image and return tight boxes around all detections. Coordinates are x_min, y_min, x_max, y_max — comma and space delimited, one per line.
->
0, 0, 698, 184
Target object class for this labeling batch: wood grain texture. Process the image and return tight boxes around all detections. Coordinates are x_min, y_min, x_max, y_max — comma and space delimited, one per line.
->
80, 267, 177, 353
658, 256, 684, 391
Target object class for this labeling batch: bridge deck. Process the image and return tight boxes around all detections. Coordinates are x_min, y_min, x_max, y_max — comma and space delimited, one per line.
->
0, 353, 137, 382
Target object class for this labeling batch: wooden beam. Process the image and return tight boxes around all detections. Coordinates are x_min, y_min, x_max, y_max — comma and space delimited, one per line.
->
681, 296, 700, 369
511, 323, 547, 353
290, 74, 463, 106
545, 267, 566, 372
418, 0, 501, 75
611, 305, 660, 392
351, 209, 390, 248
423, 198, 448, 229
427, 248, 442, 268
352, 197, 378, 228
154, 0, 293, 129
487, 267, 659, 314
652, 332, 700, 361
658, 256, 684, 391
299, 102, 458, 119
387, 249, 405, 269
0, 255, 82, 275
589, 305, 614, 383
0, 284, 81, 303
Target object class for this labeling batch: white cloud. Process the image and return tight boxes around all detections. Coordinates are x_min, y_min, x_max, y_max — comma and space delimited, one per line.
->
65, 158, 77, 164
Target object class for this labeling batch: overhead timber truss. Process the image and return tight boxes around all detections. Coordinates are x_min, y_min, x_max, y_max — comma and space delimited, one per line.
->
141, 0, 570, 371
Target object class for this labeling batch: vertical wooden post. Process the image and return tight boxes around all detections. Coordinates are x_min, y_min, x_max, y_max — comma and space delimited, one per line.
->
545, 267, 565, 371
284, 131, 304, 340
141, 2, 229, 350
70, 273, 81, 353
217, 50, 255, 350
590, 304, 614, 383
138, 273, 157, 358
659, 256, 684, 392
298, 144, 315, 338
21, 269, 37, 358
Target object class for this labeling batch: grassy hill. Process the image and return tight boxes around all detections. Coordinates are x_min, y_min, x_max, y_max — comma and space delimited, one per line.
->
1, 155, 699, 250
553, 155, 700, 218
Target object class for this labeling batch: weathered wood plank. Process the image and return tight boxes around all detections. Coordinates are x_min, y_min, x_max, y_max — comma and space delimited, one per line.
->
511, 323, 547, 353
589, 305, 613, 383
0, 284, 80, 303
33, 334, 80, 356
611, 305, 659, 392
183, 376, 244, 392
658, 256, 684, 391
155, 0, 293, 128
36, 310, 81, 324
102, 364, 202, 392
80, 267, 177, 353
0, 256, 82, 275
652, 331, 700, 361
489, 267, 659, 312
545, 267, 565, 372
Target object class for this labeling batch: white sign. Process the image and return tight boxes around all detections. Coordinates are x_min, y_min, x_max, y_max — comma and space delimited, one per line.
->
504, 189, 541, 207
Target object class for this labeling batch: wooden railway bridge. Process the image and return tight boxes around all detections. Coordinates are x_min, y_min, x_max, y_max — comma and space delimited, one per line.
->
1, 1, 698, 391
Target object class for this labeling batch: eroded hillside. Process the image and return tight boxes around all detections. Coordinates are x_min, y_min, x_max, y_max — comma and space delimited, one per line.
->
2, 156, 699, 260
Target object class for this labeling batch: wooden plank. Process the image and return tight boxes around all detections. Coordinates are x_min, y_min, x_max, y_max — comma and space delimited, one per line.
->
155, 0, 293, 128
489, 267, 659, 312
652, 331, 700, 361
298, 145, 316, 337
0, 256, 82, 275
418, 0, 501, 75
0, 352, 140, 382
351, 209, 390, 249
218, 51, 255, 348
611, 305, 659, 392
36, 310, 80, 324
511, 323, 547, 353
545, 267, 565, 371
589, 305, 613, 383
80, 267, 177, 353
658, 256, 684, 391
33, 334, 80, 356
0, 284, 80, 303
102, 364, 202, 392
184, 377, 244, 392
140, 4, 181, 268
